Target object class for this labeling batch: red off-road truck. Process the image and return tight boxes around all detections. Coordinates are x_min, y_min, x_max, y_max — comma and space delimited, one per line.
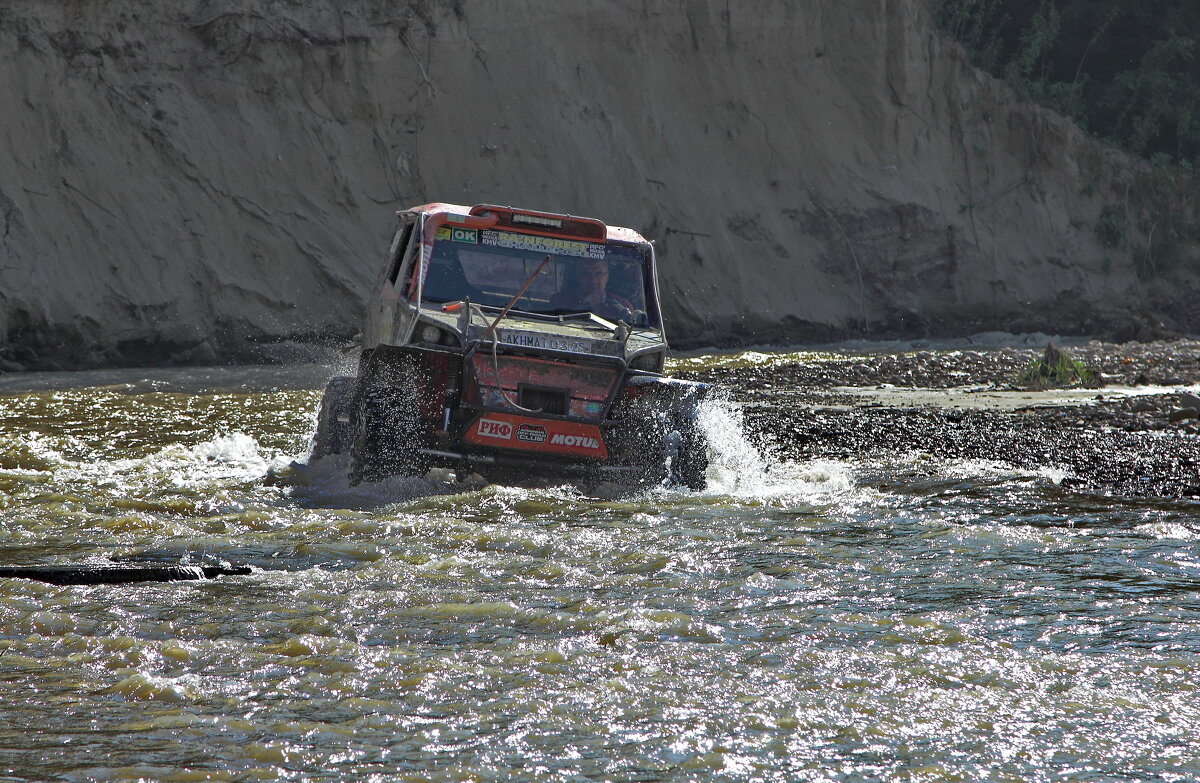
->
311, 202, 709, 489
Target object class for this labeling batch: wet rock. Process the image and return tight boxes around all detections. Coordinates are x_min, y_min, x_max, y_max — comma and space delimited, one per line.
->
0, 345, 36, 372
1107, 311, 1181, 343
1169, 408, 1199, 423
171, 339, 219, 366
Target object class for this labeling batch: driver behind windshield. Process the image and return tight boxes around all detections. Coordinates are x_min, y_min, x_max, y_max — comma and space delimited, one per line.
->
549, 258, 633, 323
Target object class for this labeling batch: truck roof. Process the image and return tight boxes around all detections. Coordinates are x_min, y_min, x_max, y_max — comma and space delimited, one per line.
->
399, 202, 651, 246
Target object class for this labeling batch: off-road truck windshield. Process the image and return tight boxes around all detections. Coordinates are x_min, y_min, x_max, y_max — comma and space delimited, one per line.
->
420, 236, 654, 328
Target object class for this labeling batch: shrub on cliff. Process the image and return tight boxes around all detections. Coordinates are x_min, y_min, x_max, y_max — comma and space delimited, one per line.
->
934, 0, 1200, 170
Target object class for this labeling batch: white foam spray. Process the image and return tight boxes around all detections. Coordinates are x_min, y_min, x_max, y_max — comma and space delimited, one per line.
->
695, 394, 857, 505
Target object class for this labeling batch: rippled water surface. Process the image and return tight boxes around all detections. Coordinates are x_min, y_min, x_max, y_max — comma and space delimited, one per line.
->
1, 361, 1199, 782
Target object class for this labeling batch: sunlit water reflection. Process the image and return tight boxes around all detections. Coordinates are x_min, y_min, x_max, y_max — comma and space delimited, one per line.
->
0, 362, 1197, 781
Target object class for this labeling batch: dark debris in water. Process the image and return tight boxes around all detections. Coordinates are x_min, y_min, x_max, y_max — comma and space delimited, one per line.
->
0, 563, 253, 585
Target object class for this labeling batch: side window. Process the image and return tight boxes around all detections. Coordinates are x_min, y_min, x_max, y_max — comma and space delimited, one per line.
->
387, 221, 417, 288
608, 259, 646, 313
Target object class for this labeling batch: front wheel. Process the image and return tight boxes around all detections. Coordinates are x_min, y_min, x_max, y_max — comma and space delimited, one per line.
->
672, 406, 709, 491
616, 398, 709, 491
349, 356, 427, 485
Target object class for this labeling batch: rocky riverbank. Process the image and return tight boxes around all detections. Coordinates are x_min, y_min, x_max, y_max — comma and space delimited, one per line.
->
677, 338, 1200, 499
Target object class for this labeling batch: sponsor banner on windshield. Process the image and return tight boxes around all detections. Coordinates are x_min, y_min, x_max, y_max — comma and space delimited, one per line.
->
480, 230, 606, 260
464, 413, 609, 459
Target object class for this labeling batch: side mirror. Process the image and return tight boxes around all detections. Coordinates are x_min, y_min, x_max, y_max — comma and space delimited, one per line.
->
457, 297, 472, 336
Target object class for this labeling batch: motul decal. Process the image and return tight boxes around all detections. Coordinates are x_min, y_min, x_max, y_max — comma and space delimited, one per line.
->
476, 418, 513, 440
516, 424, 548, 443
549, 433, 601, 450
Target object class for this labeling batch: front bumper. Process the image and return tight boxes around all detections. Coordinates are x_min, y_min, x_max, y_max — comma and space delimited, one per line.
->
415, 442, 640, 479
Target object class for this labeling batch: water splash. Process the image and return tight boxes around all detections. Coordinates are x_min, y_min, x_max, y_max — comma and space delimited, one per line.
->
283, 453, 491, 509
85, 431, 282, 488
0, 431, 70, 472
697, 394, 857, 504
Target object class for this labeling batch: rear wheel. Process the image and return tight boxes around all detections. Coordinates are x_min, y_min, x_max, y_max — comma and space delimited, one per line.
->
311, 376, 358, 459
349, 355, 427, 485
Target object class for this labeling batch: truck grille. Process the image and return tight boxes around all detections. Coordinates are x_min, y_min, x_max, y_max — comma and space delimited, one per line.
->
519, 386, 567, 415
467, 353, 619, 420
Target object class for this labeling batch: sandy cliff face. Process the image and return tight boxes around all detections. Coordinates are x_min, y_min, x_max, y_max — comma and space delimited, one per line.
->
0, 0, 1195, 368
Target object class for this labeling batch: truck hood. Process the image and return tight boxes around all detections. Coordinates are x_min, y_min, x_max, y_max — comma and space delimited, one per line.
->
423, 308, 666, 360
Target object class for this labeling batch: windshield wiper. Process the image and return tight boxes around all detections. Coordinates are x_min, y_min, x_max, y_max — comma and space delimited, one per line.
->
538, 309, 623, 334
585, 312, 618, 330
479, 255, 552, 343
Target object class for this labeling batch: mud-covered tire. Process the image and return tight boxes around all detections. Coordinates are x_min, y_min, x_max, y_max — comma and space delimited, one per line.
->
615, 401, 669, 487
349, 355, 427, 485
617, 398, 708, 490
672, 406, 709, 491
311, 376, 358, 459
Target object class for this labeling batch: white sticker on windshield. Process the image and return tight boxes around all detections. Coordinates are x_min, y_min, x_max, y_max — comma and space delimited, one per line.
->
481, 230, 606, 260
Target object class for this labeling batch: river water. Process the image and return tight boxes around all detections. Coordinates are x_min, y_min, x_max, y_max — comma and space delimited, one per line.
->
0, 358, 1198, 782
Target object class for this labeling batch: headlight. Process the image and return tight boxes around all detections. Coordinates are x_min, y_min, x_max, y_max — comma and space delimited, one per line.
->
418, 324, 459, 346
420, 324, 442, 344
630, 352, 664, 372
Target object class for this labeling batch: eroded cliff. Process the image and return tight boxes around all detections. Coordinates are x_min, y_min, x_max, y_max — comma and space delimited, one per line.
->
1, 0, 1196, 368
